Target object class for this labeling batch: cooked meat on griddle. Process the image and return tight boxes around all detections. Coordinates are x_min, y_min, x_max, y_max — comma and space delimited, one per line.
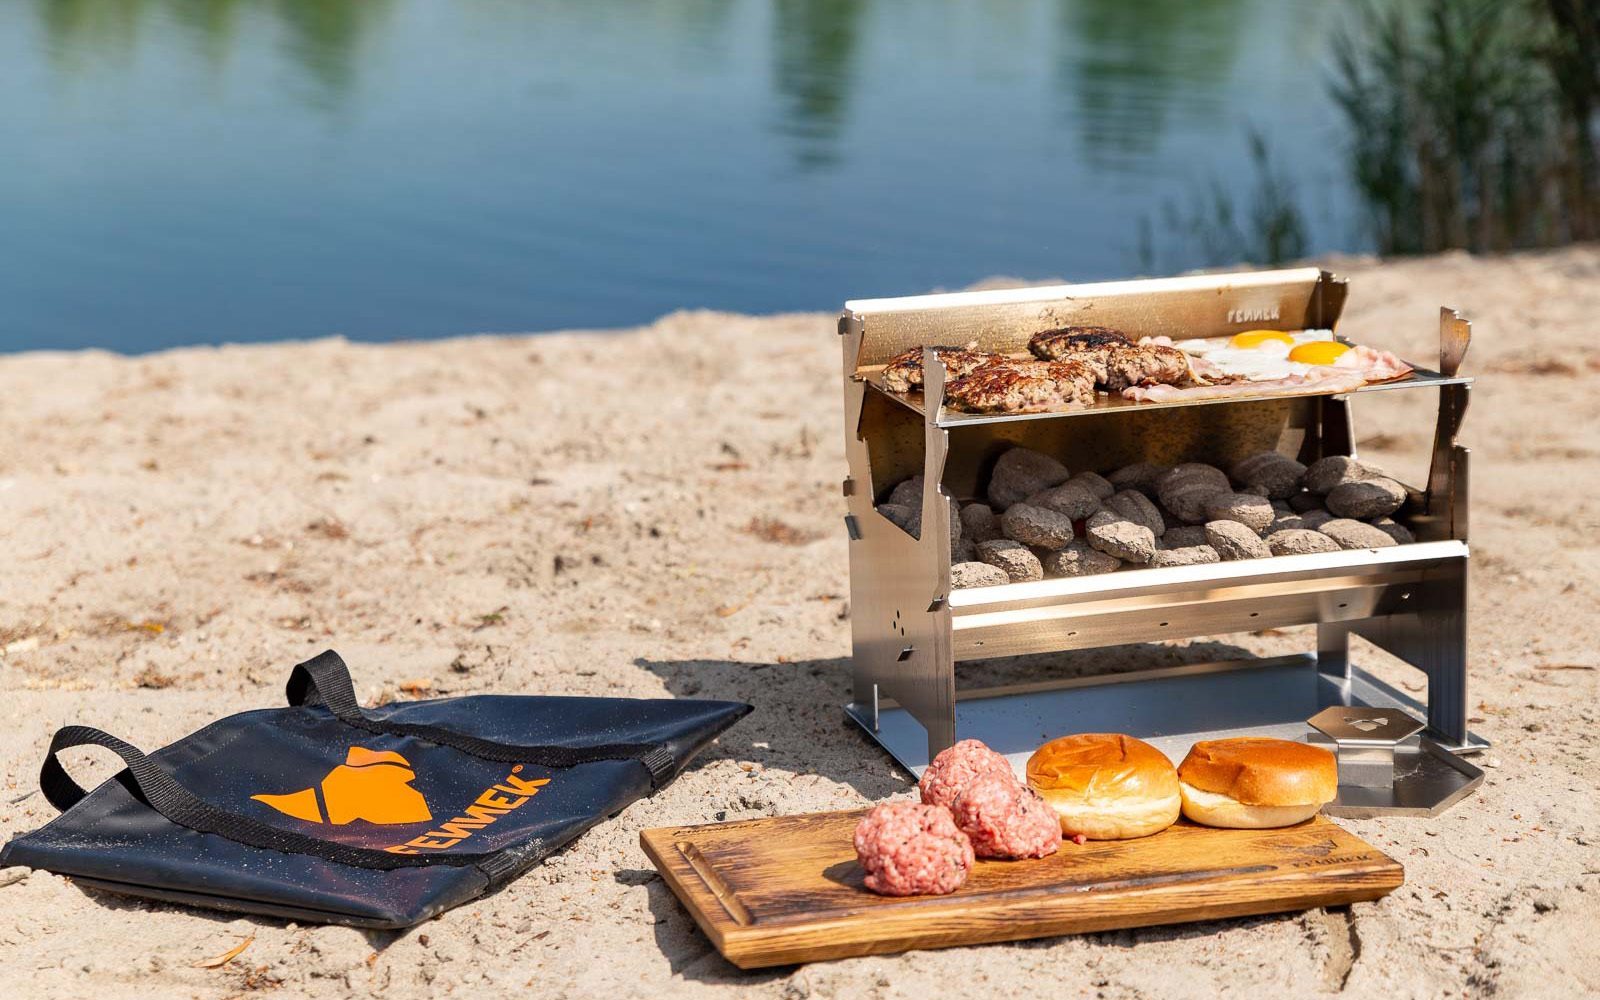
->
1101, 344, 1191, 391
944, 358, 1096, 414
1026, 326, 1189, 393
1028, 326, 1132, 359
880, 344, 1007, 393
1027, 326, 1133, 383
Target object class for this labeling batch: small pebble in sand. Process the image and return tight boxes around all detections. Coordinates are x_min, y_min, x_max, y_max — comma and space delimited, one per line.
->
1266, 528, 1341, 556
1326, 478, 1407, 519
1206, 520, 1271, 561
988, 448, 1070, 509
1085, 510, 1157, 564
1001, 503, 1076, 550
951, 561, 1009, 588
1041, 540, 1121, 577
1202, 492, 1275, 534
1318, 518, 1399, 549
976, 538, 1044, 582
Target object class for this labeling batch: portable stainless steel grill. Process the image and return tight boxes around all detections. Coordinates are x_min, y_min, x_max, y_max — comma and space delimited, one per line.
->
838, 267, 1483, 814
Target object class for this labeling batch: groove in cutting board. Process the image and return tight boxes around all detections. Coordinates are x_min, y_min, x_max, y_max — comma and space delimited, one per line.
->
675, 841, 753, 926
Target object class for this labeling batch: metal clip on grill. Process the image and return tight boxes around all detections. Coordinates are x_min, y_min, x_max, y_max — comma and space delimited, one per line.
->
838, 267, 1483, 814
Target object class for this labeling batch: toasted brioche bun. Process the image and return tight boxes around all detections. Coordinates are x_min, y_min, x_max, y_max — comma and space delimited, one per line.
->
1025, 733, 1181, 839
1176, 738, 1337, 829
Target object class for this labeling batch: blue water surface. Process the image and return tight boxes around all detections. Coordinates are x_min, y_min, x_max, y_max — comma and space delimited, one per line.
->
0, 0, 1366, 353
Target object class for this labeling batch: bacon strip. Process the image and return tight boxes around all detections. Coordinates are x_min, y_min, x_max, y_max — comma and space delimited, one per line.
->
1338, 344, 1414, 382
1121, 368, 1367, 403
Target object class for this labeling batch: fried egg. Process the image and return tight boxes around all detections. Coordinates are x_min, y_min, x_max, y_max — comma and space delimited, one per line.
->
1169, 328, 1339, 380
1171, 328, 1333, 358
1229, 330, 1295, 351
1288, 341, 1353, 365
1196, 348, 1306, 381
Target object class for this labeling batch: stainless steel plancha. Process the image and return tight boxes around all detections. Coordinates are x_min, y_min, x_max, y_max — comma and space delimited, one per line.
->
837, 267, 1480, 815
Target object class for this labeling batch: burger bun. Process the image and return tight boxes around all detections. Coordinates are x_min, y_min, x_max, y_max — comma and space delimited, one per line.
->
1025, 733, 1180, 840
1176, 738, 1337, 829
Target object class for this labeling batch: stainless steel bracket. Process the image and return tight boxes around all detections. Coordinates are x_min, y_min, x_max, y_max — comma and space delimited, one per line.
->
1308, 705, 1481, 817
1310, 704, 1423, 786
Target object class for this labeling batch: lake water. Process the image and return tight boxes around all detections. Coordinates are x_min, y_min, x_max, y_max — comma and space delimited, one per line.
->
1, 0, 1368, 353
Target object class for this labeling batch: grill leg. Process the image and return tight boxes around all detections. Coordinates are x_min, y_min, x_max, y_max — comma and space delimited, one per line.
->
925, 699, 956, 765
1417, 567, 1470, 747
1349, 560, 1473, 749
1317, 623, 1352, 683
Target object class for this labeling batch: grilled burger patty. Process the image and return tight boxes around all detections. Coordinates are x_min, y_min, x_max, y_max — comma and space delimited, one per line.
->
1028, 325, 1131, 382
944, 358, 1096, 413
1028, 325, 1132, 359
1030, 323, 1132, 382
880, 344, 1006, 393
1028, 326, 1189, 392
1102, 343, 1191, 391
877, 333, 1190, 414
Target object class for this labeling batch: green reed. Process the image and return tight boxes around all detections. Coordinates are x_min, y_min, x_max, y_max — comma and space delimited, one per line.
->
1331, 0, 1600, 253
1139, 127, 1308, 271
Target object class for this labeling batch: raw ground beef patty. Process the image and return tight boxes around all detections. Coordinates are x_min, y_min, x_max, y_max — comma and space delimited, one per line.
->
950, 770, 1063, 859
852, 802, 975, 896
919, 738, 1014, 808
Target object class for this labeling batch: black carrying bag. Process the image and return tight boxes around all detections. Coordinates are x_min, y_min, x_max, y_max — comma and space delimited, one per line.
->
0, 651, 749, 928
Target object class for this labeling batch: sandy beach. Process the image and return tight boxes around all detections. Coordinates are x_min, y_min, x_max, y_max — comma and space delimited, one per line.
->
2, 249, 1598, 998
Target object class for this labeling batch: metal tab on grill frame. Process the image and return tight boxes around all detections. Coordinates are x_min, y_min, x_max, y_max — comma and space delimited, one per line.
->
1309, 705, 1423, 787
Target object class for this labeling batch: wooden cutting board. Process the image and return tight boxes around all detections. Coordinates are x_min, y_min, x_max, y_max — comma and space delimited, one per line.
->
641, 810, 1402, 968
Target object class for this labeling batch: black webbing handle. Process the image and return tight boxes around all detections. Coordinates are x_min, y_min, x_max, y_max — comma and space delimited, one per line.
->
286, 651, 676, 789
39, 725, 490, 871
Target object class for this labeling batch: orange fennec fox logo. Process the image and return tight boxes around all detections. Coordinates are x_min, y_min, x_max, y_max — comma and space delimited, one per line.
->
252, 747, 432, 826
384, 765, 550, 854
252, 747, 552, 852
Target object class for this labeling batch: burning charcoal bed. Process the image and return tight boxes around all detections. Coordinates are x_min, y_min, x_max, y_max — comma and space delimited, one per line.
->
882, 448, 1418, 586
837, 268, 1482, 814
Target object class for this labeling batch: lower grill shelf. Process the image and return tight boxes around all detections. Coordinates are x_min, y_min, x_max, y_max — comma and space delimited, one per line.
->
845, 653, 1486, 816
947, 541, 1469, 660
